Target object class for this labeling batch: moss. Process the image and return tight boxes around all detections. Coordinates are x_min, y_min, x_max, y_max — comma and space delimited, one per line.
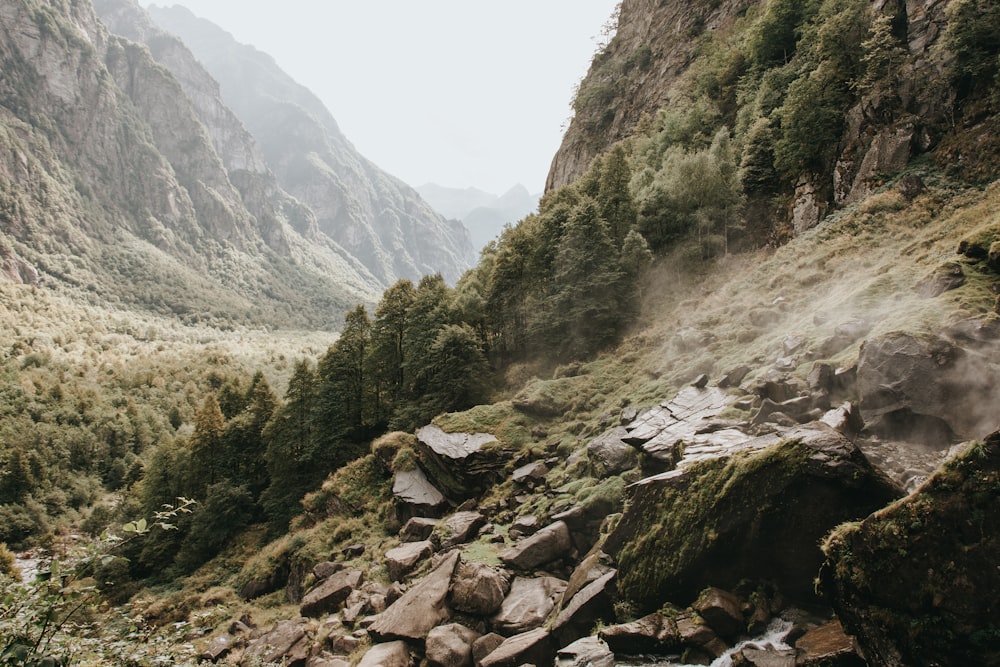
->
390, 446, 418, 473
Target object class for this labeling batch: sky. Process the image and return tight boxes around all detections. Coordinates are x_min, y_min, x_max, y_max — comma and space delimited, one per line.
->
143, 1, 621, 195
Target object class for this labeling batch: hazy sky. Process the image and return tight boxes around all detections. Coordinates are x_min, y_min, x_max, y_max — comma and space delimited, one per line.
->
144, 1, 621, 194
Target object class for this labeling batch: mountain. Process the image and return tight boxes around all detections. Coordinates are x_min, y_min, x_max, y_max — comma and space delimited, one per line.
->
417, 183, 540, 251
143, 4, 478, 287
0, 0, 379, 329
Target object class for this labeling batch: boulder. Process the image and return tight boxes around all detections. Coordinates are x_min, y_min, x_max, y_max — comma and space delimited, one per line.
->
491, 576, 567, 636
586, 427, 639, 477
555, 637, 614, 667
200, 634, 233, 662
313, 561, 343, 580
393, 467, 449, 519
499, 520, 572, 570
599, 612, 674, 653
820, 433, 1000, 667
449, 560, 511, 615
300, 569, 364, 618
477, 628, 554, 667
511, 461, 548, 486
606, 424, 903, 608
433, 511, 486, 550
369, 550, 460, 642
819, 319, 872, 356
414, 425, 507, 498
550, 569, 617, 646
915, 261, 965, 298
399, 517, 438, 542
471, 633, 505, 666
508, 514, 540, 539
356, 641, 412, 667
738, 646, 797, 666
307, 654, 351, 667
794, 620, 864, 666
243, 619, 310, 666
384, 541, 433, 582
718, 365, 751, 389
858, 331, 998, 442
425, 623, 481, 667
692, 587, 744, 640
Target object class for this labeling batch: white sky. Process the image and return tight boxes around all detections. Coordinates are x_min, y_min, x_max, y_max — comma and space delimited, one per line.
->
144, 1, 621, 194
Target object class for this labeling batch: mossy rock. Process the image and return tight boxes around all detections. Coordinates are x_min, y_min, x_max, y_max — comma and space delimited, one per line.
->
605, 425, 902, 610
820, 431, 1000, 666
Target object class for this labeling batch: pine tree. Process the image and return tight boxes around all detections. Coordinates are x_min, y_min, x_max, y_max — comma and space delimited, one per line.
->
189, 394, 225, 495
597, 145, 638, 245
369, 280, 416, 425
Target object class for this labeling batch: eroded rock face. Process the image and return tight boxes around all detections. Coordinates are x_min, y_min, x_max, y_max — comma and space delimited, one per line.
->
821, 433, 1000, 667
392, 467, 448, 519
414, 425, 507, 497
606, 424, 903, 608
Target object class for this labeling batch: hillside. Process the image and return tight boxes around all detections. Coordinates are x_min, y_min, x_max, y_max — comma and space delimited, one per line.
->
1, 0, 999, 666
143, 3, 478, 287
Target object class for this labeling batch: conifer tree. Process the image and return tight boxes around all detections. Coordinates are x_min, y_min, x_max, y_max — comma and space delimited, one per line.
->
598, 145, 638, 245
189, 394, 225, 494
369, 280, 416, 425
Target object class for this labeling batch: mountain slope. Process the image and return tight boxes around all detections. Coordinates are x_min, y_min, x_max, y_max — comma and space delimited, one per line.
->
0, 0, 379, 329
418, 182, 540, 251
146, 4, 477, 287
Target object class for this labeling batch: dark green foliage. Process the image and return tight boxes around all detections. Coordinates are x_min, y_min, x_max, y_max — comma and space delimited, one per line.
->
946, 0, 1000, 101
746, 0, 820, 70
175, 481, 254, 570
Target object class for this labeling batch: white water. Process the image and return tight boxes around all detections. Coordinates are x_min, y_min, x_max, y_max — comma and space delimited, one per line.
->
615, 617, 795, 667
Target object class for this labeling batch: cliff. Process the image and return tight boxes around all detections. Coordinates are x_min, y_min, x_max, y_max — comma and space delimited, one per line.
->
145, 4, 478, 287
0, 0, 379, 328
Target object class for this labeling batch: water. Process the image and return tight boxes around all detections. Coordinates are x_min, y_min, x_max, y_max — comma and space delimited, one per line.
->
616, 617, 795, 667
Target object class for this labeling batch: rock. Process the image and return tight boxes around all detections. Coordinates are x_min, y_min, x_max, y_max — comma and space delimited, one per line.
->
300, 569, 364, 618
369, 550, 460, 642
555, 637, 615, 667
820, 402, 864, 437
356, 641, 412, 667
692, 373, 710, 388
239, 561, 289, 600
450, 560, 511, 616
620, 405, 639, 425
342, 543, 366, 558
858, 331, 1000, 442
415, 425, 506, 498
425, 623, 481, 667
200, 634, 233, 662
243, 619, 310, 666
307, 653, 351, 667
393, 467, 449, 519
586, 427, 639, 477
718, 365, 751, 389
399, 517, 439, 542
313, 561, 343, 580
550, 570, 617, 646
820, 319, 872, 356
820, 433, 1000, 667
605, 424, 903, 608
384, 541, 433, 582
915, 261, 965, 298
807, 363, 834, 392
794, 620, 863, 666
692, 587, 744, 640
499, 520, 572, 570
560, 550, 615, 606
738, 646, 796, 666
491, 576, 567, 636
676, 612, 728, 658
477, 628, 554, 667
330, 634, 362, 654
511, 461, 548, 485
471, 633, 505, 666
552, 503, 615, 556
433, 511, 486, 550
599, 612, 674, 653
508, 514, 540, 539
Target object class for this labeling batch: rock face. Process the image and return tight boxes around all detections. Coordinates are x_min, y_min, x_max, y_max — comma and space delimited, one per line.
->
0, 0, 377, 330
821, 433, 1000, 667
145, 4, 476, 287
857, 332, 1000, 443
392, 467, 449, 519
606, 424, 903, 608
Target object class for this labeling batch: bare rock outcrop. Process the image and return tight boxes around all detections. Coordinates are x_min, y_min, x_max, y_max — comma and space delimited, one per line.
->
369, 551, 460, 642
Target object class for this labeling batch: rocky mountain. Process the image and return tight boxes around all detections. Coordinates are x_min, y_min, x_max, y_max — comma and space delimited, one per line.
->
0, 0, 379, 328
144, 4, 478, 287
418, 183, 540, 251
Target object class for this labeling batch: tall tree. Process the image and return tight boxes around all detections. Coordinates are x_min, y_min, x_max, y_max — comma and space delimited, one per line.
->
189, 394, 225, 494
315, 305, 372, 450
369, 279, 416, 426
597, 145, 639, 245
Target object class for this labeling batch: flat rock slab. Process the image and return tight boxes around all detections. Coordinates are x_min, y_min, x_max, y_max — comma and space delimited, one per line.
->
369, 550, 460, 642
384, 540, 433, 582
794, 620, 858, 664
434, 511, 485, 550
399, 517, 438, 542
417, 424, 498, 460
243, 619, 310, 665
491, 576, 567, 636
425, 623, 481, 667
393, 467, 447, 513
555, 637, 615, 667
478, 628, 554, 667
499, 520, 571, 570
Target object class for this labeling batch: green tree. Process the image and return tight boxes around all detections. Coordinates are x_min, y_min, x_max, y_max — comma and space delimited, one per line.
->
222, 372, 276, 498
316, 305, 372, 440
189, 394, 226, 494
0, 449, 35, 505
544, 199, 625, 359
369, 280, 415, 426
597, 145, 639, 245
946, 0, 1000, 100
